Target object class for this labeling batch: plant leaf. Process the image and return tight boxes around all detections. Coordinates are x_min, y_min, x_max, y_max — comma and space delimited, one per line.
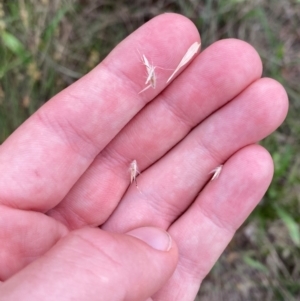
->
243, 255, 268, 273
275, 206, 300, 247
1, 31, 28, 59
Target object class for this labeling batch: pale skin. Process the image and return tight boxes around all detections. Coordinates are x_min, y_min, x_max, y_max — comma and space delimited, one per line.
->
0, 13, 288, 301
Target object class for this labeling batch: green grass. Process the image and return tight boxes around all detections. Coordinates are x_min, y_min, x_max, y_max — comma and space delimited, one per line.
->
1, 0, 300, 299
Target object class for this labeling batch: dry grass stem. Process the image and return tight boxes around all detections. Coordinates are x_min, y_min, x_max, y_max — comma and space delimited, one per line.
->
130, 159, 140, 186
139, 54, 156, 93
129, 159, 146, 196
210, 164, 223, 181
167, 41, 201, 83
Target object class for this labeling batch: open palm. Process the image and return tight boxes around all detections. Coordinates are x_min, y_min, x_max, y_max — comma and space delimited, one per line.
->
0, 14, 288, 301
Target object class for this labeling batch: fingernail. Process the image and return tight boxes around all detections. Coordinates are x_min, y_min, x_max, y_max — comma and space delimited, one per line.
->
126, 227, 172, 251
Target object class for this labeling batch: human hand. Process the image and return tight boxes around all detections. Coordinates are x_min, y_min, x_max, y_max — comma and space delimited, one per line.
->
0, 14, 288, 301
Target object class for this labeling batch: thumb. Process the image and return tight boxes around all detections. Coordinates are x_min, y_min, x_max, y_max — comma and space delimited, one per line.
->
0, 227, 178, 301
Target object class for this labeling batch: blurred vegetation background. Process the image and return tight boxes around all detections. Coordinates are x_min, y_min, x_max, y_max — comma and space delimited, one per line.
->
0, 0, 299, 300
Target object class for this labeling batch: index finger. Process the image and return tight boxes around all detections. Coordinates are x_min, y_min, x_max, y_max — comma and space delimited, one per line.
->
0, 14, 200, 212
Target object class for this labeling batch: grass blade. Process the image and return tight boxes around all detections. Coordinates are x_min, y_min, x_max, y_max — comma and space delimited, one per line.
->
275, 206, 300, 247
